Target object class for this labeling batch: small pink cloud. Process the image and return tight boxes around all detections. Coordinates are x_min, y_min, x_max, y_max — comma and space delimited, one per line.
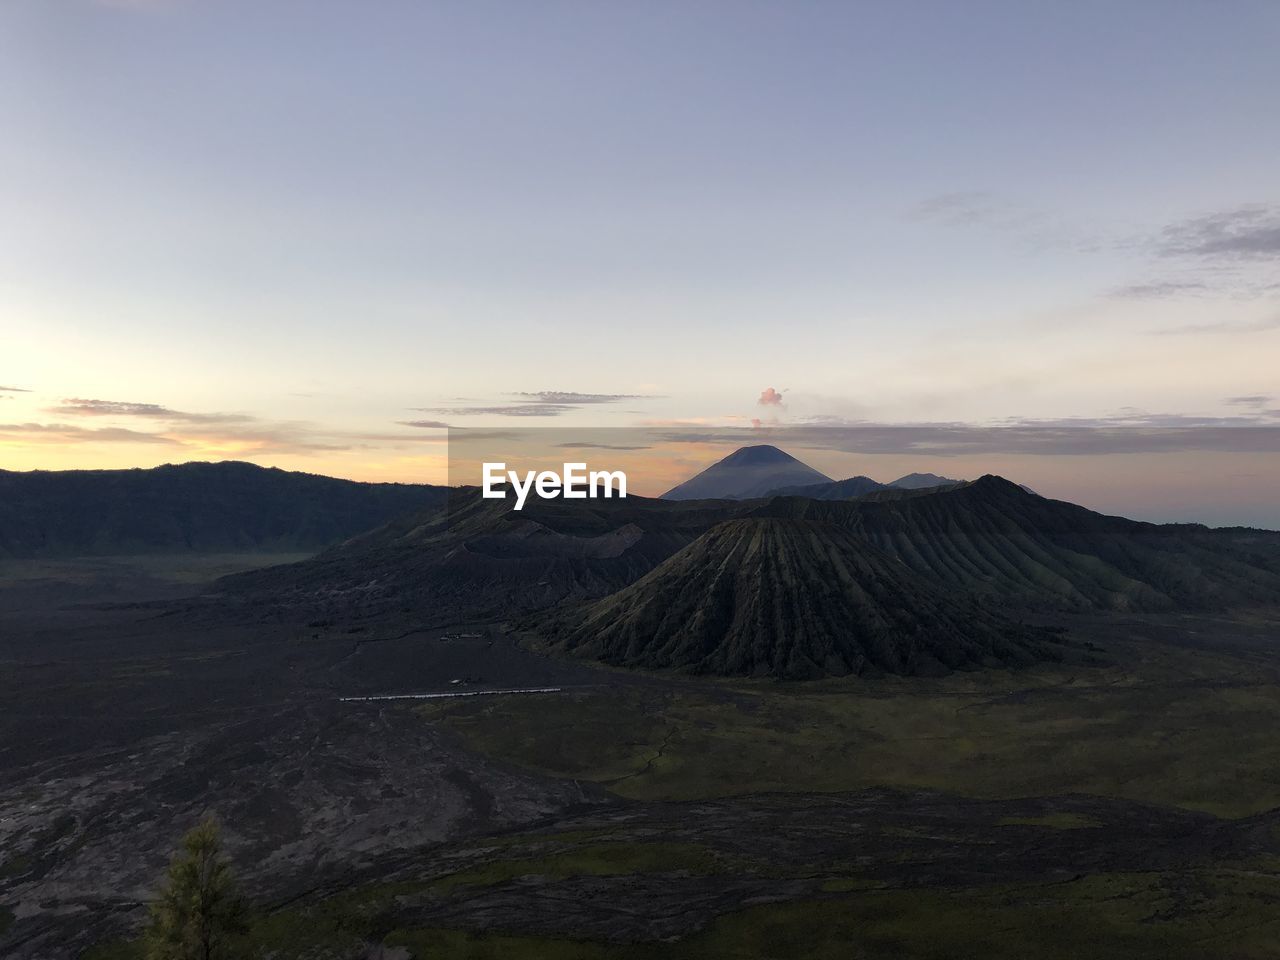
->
758, 387, 785, 407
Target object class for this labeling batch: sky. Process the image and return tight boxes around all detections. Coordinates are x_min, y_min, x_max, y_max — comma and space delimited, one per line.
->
1, 1, 1278, 522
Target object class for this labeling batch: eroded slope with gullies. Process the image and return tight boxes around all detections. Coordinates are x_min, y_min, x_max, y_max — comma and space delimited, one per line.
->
752, 476, 1280, 611
534, 517, 1064, 679
220, 489, 752, 622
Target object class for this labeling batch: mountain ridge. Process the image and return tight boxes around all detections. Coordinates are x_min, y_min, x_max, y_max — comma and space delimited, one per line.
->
888, 471, 963, 490
0, 461, 445, 558
222, 472, 1280, 638
751, 475, 1280, 610
766, 475, 885, 499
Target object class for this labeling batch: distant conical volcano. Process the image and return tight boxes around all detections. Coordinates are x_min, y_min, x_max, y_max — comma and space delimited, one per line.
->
661, 445, 831, 501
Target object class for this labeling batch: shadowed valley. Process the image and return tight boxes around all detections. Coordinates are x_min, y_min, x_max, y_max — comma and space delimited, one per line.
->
2, 451, 1279, 959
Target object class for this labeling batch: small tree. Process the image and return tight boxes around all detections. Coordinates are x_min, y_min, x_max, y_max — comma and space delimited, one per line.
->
145, 816, 246, 960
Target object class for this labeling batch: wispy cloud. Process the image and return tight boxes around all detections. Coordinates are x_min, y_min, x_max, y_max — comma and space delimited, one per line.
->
636, 417, 722, 427
1225, 395, 1274, 407
920, 194, 1280, 303
1112, 204, 1280, 303
511, 391, 656, 405
0, 385, 30, 393
654, 410, 1280, 457
1107, 280, 1209, 300
553, 442, 652, 451
413, 389, 657, 419
1158, 204, 1280, 260
159, 422, 451, 455
912, 192, 1024, 228
993, 410, 1280, 428
0, 422, 180, 445
415, 404, 577, 417
1148, 314, 1280, 336
6, 393, 454, 458
397, 419, 450, 429
911, 191, 1101, 252
46, 398, 253, 423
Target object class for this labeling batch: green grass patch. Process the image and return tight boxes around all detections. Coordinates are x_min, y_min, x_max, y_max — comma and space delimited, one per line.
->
80, 940, 144, 960
90, 862, 1280, 960
419, 690, 670, 785
244, 904, 370, 954
424, 657, 1280, 817
388, 869, 1280, 960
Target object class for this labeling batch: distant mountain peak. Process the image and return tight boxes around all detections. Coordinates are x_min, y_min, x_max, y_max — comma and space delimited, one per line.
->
766, 475, 885, 500
888, 472, 963, 490
970, 473, 1017, 488
662, 445, 832, 501
719, 444, 797, 465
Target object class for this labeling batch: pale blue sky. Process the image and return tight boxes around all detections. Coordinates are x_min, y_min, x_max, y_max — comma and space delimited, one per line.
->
1, 1, 1278, 498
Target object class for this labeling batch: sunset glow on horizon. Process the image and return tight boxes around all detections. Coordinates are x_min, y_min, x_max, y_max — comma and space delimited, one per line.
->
2, 1, 1277, 524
